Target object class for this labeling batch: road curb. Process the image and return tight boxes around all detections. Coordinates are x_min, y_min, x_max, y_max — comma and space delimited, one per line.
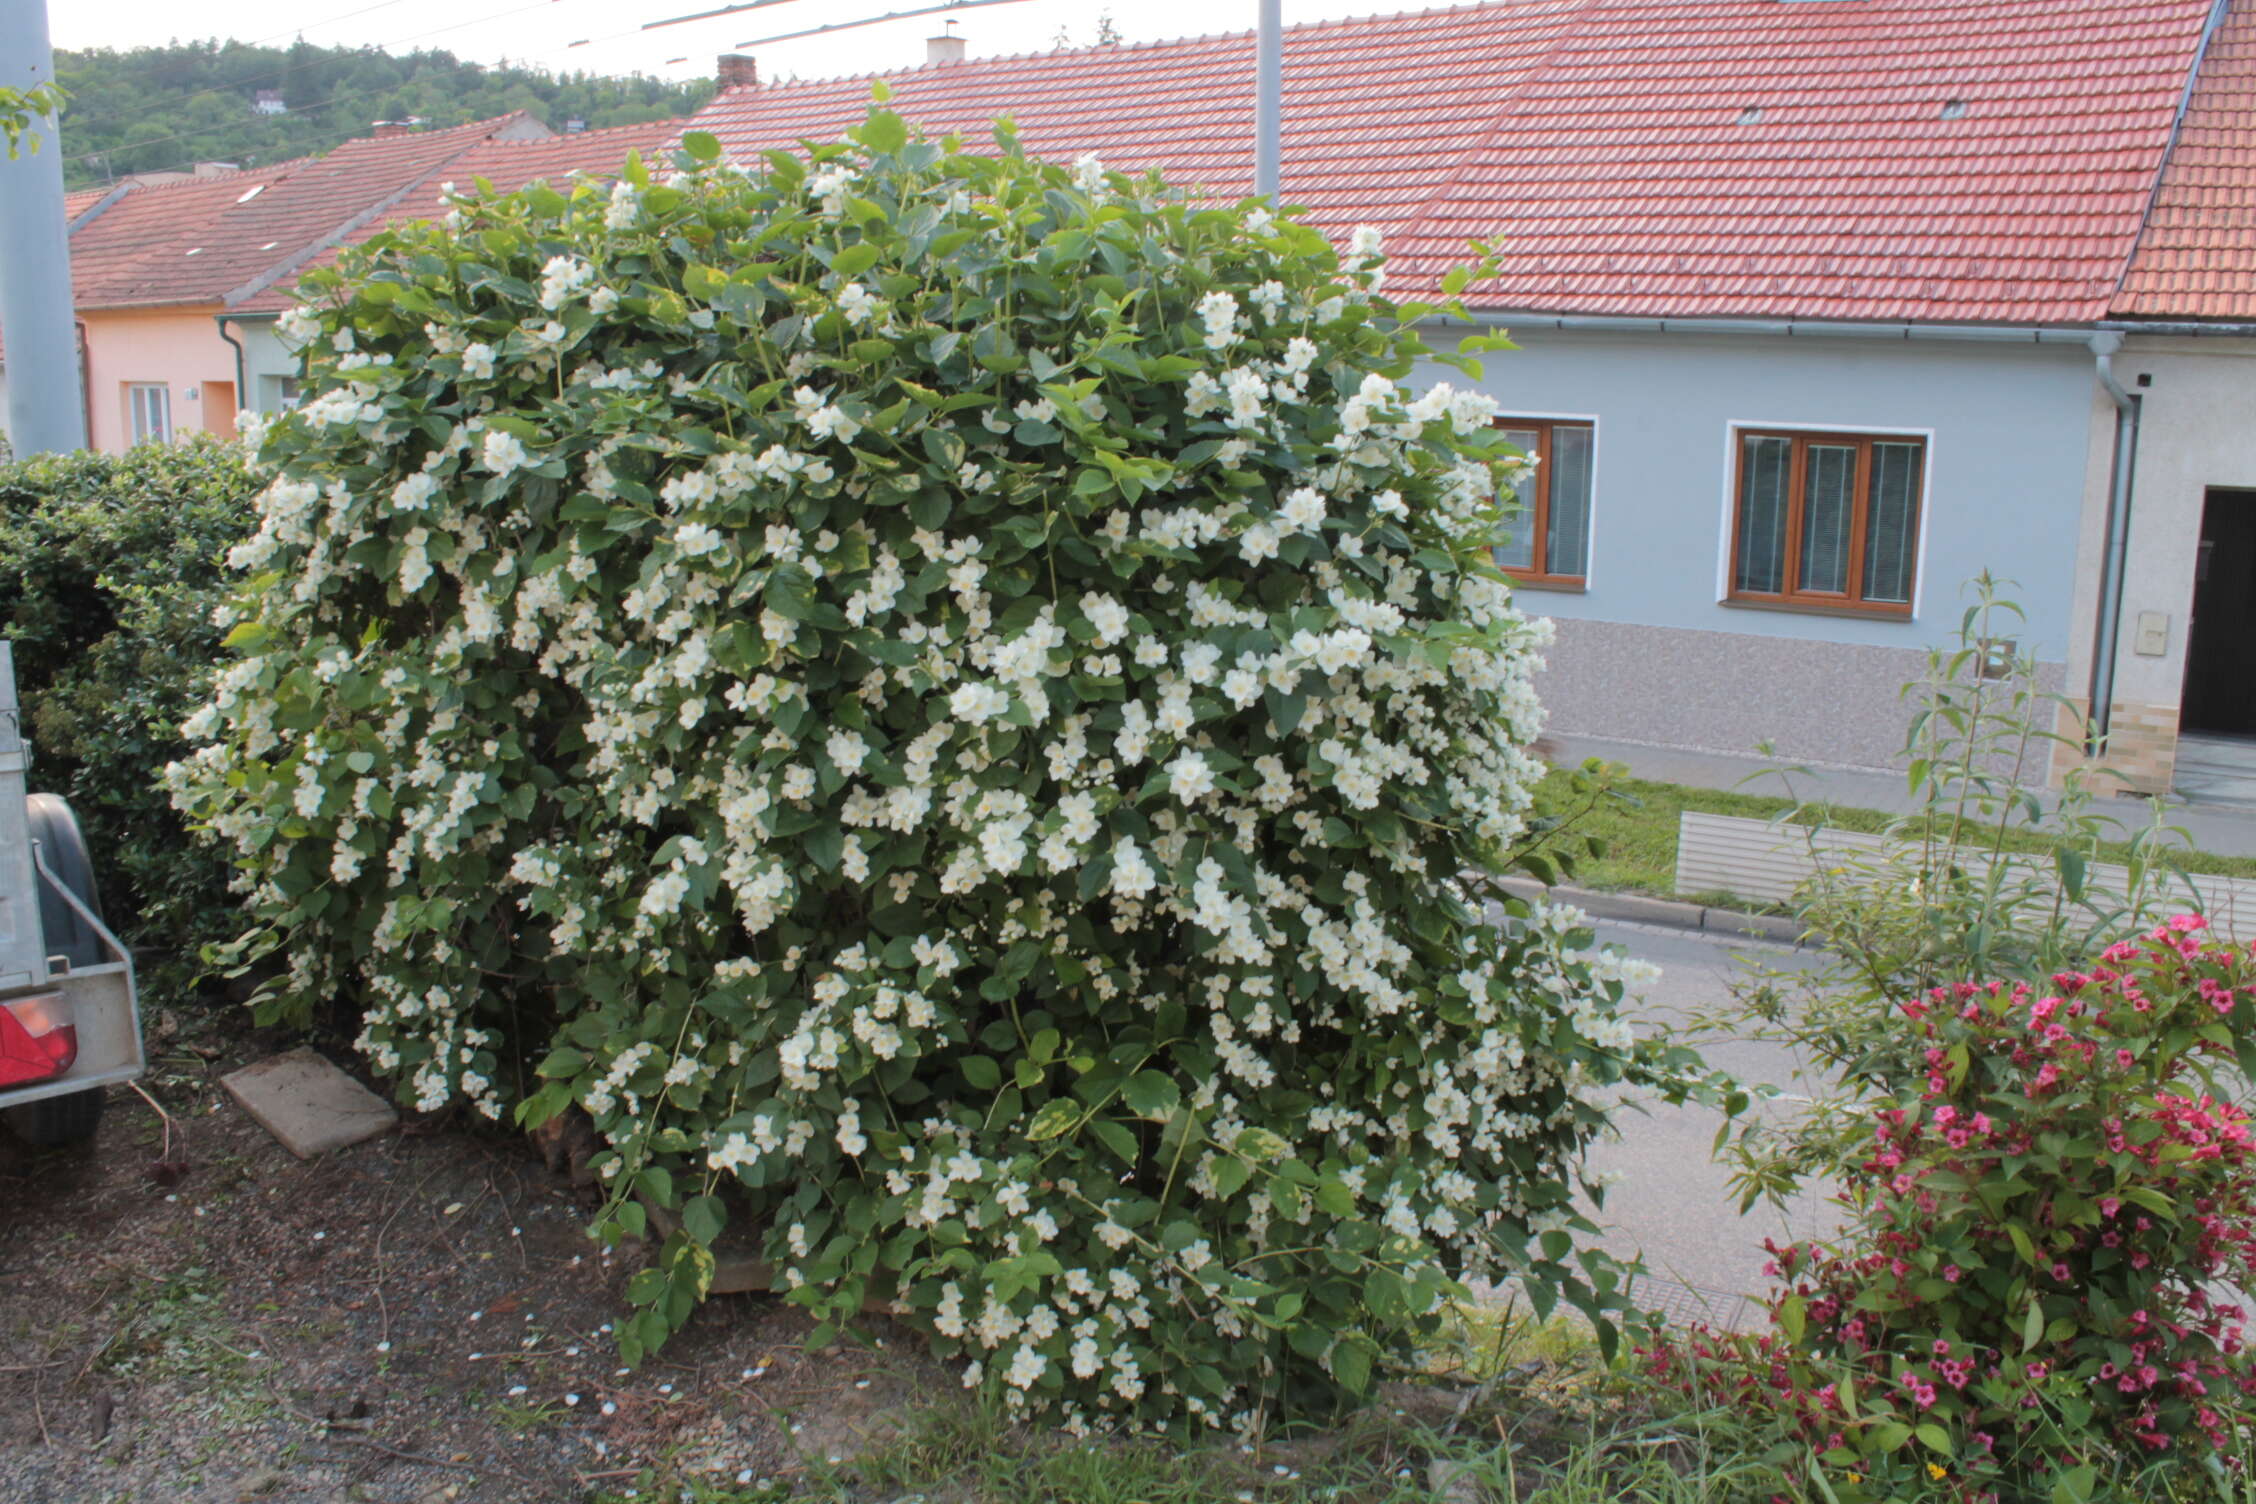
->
1492, 876, 1808, 947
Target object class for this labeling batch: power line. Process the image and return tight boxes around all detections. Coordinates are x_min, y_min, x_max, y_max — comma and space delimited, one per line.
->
640, 0, 806, 36
734, 0, 1037, 50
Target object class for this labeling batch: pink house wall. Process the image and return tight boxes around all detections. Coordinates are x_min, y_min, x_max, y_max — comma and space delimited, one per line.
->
81, 307, 240, 454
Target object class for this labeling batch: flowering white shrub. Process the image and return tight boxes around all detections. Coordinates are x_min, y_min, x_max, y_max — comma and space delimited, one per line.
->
175, 111, 1676, 1431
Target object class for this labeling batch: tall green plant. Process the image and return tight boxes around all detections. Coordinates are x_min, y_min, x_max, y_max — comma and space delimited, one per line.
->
1709, 575, 2199, 1208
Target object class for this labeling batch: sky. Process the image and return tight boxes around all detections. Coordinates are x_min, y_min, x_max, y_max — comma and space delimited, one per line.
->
50, 0, 1490, 89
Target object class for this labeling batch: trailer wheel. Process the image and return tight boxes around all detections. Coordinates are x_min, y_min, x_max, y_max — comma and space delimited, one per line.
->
5, 1087, 104, 1146
3, 795, 109, 1146
26, 793, 105, 969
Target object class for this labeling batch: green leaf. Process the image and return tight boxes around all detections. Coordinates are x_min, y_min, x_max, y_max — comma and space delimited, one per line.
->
682, 1194, 725, 1246
1330, 1338, 1374, 1394
2022, 1296, 2045, 1351
766, 563, 818, 620
858, 109, 909, 155
1090, 1118, 1140, 1166
1915, 1423, 1952, 1455
832, 241, 883, 278
1209, 1156, 1250, 1198
961, 1055, 1002, 1090
1026, 1099, 1080, 1141
681, 130, 722, 162
1120, 1071, 1180, 1121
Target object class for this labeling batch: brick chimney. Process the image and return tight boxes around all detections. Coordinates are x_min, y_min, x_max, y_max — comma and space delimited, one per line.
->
717, 53, 758, 89
372, 121, 412, 139
927, 28, 966, 65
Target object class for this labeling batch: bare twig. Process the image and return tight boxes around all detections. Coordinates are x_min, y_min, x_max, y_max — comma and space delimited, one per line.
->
128, 1079, 181, 1163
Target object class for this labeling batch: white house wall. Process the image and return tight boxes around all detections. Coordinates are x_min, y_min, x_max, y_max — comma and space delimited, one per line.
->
1430, 326, 2098, 770
2058, 336, 2256, 791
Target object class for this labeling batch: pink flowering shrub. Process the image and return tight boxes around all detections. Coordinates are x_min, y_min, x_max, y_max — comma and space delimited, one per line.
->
1645, 918, 2256, 1500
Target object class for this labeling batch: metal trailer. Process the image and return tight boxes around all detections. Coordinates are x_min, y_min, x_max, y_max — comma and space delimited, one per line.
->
0, 641, 143, 1145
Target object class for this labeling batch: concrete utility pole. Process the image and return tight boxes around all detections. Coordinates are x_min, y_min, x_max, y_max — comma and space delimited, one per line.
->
1255, 0, 1281, 201
0, 0, 86, 456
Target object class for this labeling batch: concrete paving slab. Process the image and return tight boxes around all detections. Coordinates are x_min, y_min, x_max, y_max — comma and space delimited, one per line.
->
222, 1047, 397, 1159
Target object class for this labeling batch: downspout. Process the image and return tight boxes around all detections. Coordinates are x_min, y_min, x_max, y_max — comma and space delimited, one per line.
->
215, 315, 247, 434
2086, 332, 2142, 754
73, 318, 92, 452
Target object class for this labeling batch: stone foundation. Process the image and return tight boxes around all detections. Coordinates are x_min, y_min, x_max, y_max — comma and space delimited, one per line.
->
2049, 697, 2180, 794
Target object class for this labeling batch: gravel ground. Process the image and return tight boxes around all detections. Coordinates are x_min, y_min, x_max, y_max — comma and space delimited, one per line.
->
0, 1025, 944, 1504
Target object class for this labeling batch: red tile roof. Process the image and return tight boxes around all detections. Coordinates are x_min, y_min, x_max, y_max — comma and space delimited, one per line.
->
686, 2, 1579, 249
65, 114, 549, 312
233, 118, 687, 315
682, 0, 2229, 326
2115, 0, 2256, 319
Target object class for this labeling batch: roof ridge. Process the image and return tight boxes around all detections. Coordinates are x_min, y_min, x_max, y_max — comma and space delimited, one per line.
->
2108, 0, 2237, 310
475, 116, 686, 145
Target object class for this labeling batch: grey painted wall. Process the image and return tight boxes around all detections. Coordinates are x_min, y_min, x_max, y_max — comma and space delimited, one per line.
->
1427, 326, 2099, 660
227, 315, 302, 418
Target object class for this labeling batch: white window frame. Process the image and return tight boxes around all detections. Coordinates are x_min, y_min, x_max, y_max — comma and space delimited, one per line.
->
1714, 418, 1935, 619
1494, 408, 1602, 591
126, 383, 173, 445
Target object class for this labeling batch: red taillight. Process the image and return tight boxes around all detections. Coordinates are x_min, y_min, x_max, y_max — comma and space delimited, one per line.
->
0, 992, 76, 1087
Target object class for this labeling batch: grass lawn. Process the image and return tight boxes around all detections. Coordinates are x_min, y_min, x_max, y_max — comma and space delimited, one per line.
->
1531, 766, 2256, 907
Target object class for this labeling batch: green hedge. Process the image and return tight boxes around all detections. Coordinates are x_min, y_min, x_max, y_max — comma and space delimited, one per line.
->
0, 437, 256, 988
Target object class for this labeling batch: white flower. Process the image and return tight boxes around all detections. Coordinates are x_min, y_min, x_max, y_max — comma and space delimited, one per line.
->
1167, 750, 1214, 803
1280, 487, 1326, 533
674, 521, 723, 556
949, 682, 1008, 723
1072, 152, 1107, 193
481, 428, 531, 477
1196, 290, 1241, 351
836, 282, 881, 325
605, 180, 640, 230
460, 343, 496, 379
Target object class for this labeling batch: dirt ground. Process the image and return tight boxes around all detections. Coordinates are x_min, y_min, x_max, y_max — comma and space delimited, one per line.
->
0, 1019, 950, 1504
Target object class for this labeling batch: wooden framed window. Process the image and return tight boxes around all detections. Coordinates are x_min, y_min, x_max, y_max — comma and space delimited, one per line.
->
1493, 418, 1594, 587
1729, 428, 1924, 615
126, 383, 172, 446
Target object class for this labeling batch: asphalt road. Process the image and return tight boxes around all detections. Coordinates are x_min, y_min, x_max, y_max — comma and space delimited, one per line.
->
1578, 919, 1845, 1327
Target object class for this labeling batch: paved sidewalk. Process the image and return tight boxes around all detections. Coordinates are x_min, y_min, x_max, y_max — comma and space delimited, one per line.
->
1548, 732, 2256, 861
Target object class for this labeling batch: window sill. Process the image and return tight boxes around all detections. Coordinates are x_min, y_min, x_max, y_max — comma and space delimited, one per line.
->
1721, 596, 1914, 623
1504, 574, 1587, 594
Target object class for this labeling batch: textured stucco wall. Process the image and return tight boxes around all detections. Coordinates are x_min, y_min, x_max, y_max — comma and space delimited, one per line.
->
1430, 325, 2097, 654
1533, 615, 2064, 772
1422, 325, 2100, 765
2060, 337, 2256, 720
80, 307, 239, 453
229, 315, 303, 416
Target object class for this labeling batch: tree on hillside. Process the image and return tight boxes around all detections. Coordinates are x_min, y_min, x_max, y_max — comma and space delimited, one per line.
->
54, 40, 712, 187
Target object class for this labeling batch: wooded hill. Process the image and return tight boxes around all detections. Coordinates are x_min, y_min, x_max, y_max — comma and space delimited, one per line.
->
55, 40, 712, 190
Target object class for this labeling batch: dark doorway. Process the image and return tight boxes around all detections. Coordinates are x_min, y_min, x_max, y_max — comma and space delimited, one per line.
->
2181, 488, 2256, 735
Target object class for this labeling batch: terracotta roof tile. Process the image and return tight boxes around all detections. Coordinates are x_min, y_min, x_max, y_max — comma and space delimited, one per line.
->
233, 118, 687, 315
683, 2, 1580, 247
65, 113, 549, 312
2114, 0, 2256, 318
681, 0, 2221, 326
